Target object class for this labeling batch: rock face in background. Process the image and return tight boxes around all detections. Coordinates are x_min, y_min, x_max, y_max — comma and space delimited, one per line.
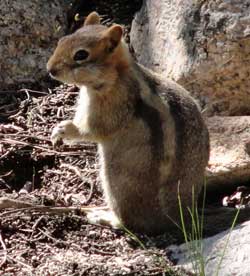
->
207, 116, 250, 187
131, 0, 250, 115
0, 0, 67, 89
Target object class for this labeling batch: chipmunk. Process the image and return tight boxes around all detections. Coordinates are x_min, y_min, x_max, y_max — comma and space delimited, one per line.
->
47, 12, 210, 235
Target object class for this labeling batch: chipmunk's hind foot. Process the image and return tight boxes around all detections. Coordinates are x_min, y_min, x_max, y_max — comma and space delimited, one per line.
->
86, 208, 121, 229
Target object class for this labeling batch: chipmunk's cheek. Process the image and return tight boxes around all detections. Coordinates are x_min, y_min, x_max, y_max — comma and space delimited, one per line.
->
62, 72, 72, 84
72, 68, 80, 83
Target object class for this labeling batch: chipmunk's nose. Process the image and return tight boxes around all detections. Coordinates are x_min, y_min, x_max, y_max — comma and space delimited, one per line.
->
47, 67, 58, 78
46, 61, 59, 78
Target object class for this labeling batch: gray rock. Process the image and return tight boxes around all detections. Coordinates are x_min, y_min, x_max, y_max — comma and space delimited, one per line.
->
0, 0, 67, 89
131, 0, 250, 115
206, 116, 250, 187
168, 220, 250, 276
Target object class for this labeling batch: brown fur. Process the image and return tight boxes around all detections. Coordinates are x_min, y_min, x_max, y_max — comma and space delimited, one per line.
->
47, 12, 209, 235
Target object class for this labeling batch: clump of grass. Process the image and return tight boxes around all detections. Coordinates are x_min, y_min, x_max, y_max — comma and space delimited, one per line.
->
121, 224, 147, 250
178, 180, 241, 276
214, 205, 240, 276
178, 182, 206, 275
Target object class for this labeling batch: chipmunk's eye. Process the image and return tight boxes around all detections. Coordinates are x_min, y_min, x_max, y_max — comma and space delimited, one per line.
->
73, 49, 89, 61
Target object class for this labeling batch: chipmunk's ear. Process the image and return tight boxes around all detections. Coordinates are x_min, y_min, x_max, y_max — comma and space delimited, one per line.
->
102, 25, 123, 52
84, 12, 100, 26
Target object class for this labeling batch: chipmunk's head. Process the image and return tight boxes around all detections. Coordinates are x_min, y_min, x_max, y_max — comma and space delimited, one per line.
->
47, 12, 129, 87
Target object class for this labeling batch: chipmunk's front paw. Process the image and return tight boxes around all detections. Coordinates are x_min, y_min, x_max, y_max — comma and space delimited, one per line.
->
51, 120, 75, 147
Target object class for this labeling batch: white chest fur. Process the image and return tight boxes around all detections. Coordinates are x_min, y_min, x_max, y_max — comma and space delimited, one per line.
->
73, 86, 91, 131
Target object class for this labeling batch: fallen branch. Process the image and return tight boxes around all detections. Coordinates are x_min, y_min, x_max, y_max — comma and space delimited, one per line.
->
0, 197, 34, 209
0, 137, 96, 156
0, 197, 108, 218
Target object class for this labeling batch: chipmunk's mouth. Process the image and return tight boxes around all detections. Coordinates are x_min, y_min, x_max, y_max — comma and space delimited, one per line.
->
48, 68, 59, 79
46, 61, 64, 81
47, 68, 66, 83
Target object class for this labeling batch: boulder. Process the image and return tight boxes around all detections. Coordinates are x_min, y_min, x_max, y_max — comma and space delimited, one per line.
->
131, 0, 250, 115
0, 0, 67, 89
168, 220, 250, 276
206, 116, 250, 187
168, 115, 250, 275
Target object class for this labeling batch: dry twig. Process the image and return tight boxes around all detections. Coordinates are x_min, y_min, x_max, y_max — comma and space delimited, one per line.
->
0, 230, 7, 268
